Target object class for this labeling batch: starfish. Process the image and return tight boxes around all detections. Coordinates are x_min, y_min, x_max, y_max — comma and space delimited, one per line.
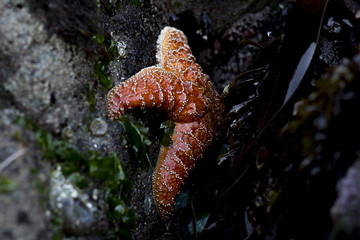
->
107, 26, 224, 219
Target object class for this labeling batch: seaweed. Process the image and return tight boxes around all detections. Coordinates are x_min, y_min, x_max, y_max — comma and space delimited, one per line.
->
118, 116, 152, 168
92, 32, 118, 90
180, 1, 360, 239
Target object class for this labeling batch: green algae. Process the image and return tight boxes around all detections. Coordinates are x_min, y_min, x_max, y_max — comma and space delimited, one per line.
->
0, 177, 17, 193
92, 31, 118, 90
118, 116, 152, 168
16, 116, 136, 239
159, 120, 175, 147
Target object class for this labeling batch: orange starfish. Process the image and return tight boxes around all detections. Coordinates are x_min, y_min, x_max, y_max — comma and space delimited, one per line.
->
107, 26, 224, 219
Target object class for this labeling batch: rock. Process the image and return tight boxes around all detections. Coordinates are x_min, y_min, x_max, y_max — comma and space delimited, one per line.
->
0, 116, 52, 240
50, 167, 97, 236
0, 0, 286, 239
331, 159, 360, 236
0, 0, 90, 134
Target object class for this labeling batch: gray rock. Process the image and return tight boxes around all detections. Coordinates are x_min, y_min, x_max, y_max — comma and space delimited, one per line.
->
0, 118, 52, 240
50, 167, 97, 236
331, 159, 360, 235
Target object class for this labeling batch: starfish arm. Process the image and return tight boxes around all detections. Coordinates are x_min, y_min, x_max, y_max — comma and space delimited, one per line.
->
107, 66, 211, 122
156, 27, 194, 68
152, 119, 213, 219
156, 27, 204, 77
107, 66, 178, 119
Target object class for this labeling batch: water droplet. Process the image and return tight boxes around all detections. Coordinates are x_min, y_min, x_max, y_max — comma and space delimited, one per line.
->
92, 188, 99, 200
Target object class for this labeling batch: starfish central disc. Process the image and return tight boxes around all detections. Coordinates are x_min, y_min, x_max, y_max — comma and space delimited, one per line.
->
107, 26, 224, 219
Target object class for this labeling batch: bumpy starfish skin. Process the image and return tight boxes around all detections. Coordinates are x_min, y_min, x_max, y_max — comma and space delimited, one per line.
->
107, 27, 224, 219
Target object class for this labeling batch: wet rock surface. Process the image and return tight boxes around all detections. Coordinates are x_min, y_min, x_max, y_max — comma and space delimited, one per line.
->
1, 0, 360, 239
0, 115, 52, 240
331, 159, 360, 237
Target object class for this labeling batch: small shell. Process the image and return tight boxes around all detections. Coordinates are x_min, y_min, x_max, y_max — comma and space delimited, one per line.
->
62, 126, 74, 139
89, 118, 108, 136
